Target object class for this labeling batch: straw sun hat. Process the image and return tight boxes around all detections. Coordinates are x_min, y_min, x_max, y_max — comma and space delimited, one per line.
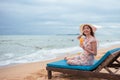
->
80, 24, 97, 33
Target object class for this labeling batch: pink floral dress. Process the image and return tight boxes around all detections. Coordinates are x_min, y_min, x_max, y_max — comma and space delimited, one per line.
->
68, 37, 96, 66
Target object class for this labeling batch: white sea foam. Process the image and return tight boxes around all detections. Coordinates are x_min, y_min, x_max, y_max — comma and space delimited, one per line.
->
0, 46, 82, 66
0, 35, 119, 67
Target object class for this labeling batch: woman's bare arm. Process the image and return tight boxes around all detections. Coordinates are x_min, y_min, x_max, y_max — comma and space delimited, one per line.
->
83, 41, 97, 55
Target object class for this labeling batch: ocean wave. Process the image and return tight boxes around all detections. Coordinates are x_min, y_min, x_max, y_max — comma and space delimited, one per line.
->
0, 35, 119, 67
99, 41, 120, 49
0, 46, 81, 66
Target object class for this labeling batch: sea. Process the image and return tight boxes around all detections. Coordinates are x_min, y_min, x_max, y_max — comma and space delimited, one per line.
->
0, 27, 120, 67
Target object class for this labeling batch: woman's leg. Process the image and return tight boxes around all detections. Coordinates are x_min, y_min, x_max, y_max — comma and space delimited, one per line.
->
64, 55, 77, 60
67, 55, 82, 65
67, 60, 82, 65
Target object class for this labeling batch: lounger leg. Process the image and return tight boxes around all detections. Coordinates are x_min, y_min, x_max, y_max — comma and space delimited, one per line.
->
48, 70, 52, 79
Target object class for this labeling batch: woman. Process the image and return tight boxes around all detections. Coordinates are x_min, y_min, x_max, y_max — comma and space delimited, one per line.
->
65, 24, 97, 66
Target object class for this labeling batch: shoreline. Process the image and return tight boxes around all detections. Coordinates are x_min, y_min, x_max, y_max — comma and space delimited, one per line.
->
0, 44, 120, 80
0, 35, 120, 68
0, 43, 120, 68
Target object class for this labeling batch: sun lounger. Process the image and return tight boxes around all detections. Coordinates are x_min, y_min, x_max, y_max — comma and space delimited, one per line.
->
46, 48, 120, 80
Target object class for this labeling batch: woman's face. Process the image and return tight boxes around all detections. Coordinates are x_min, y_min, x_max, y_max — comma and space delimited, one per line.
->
83, 25, 91, 35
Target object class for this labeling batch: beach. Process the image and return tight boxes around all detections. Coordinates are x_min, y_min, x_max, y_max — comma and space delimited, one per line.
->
0, 44, 120, 80
1, 0, 120, 80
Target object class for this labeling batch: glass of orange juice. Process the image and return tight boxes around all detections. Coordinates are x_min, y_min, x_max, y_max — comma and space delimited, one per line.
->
79, 37, 84, 45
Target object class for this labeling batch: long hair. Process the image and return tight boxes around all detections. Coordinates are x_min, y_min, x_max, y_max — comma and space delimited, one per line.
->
82, 24, 95, 37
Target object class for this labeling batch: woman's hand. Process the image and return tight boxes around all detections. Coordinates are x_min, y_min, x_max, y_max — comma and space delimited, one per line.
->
77, 34, 83, 39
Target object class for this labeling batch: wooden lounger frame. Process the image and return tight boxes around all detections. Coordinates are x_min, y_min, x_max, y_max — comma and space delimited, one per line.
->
46, 50, 120, 80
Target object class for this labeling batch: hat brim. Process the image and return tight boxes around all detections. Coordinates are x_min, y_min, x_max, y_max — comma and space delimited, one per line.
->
80, 24, 97, 33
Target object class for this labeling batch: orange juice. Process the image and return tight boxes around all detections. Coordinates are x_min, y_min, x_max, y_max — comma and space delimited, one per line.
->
79, 37, 84, 45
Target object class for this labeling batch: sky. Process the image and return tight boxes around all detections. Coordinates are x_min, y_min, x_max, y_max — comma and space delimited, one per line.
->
0, 0, 120, 35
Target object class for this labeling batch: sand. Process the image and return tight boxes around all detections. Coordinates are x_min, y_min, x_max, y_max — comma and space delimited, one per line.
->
0, 44, 120, 80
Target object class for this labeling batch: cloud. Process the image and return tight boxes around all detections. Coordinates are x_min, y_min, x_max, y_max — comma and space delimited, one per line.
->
0, 0, 120, 34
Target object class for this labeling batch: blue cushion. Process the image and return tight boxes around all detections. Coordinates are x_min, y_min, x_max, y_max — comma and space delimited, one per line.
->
47, 48, 120, 71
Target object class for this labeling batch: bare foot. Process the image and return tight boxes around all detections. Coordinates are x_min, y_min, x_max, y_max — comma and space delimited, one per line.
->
64, 56, 68, 60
